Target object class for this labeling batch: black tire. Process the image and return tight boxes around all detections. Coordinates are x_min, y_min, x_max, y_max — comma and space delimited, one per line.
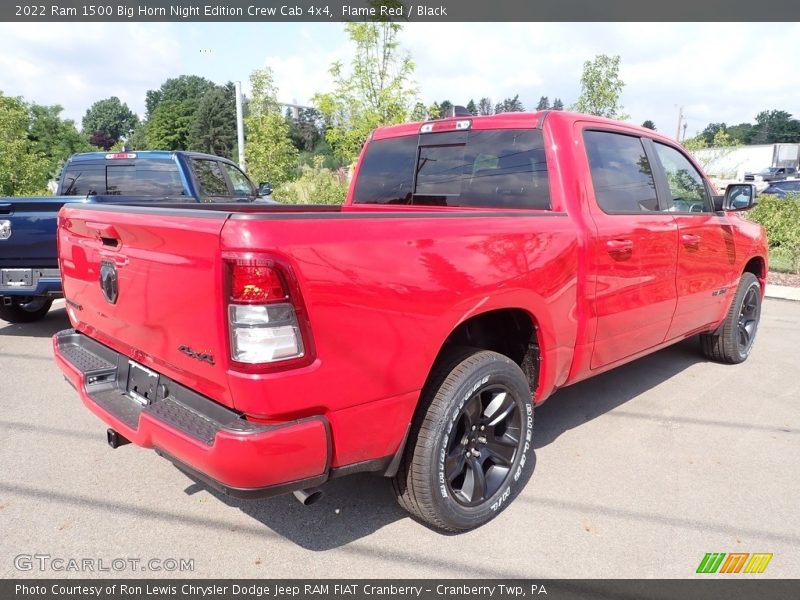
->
392, 346, 535, 532
700, 272, 761, 364
0, 297, 53, 323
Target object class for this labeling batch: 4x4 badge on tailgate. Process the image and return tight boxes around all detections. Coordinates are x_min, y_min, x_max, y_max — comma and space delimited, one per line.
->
178, 345, 215, 365
99, 261, 118, 304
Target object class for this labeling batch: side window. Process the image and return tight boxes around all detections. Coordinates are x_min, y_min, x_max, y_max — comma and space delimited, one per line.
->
221, 163, 254, 196
191, 159, 229, 198
653, 143, 711, 213
583, 130, 658, 212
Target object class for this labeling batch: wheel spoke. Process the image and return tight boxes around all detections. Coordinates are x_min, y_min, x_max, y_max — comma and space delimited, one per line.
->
485, 439, 516, 466
463, 396, 482, 428
484, 392, 515, 426
463, 458, 487, 502
739, 325, 750, 347
445, 447, 467, 481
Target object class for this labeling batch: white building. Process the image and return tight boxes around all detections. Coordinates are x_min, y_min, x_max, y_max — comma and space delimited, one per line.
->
692, 144, 799, 180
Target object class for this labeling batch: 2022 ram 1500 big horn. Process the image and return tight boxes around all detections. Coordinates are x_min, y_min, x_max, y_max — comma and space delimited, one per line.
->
53, 111, 766, 531
0, 150, 270, 323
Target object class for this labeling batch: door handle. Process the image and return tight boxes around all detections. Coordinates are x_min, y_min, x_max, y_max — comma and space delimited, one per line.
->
606, 239, 634, 254
681, 234, 701, 247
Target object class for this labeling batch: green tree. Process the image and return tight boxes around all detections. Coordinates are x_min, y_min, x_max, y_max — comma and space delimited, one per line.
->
495, 95, 524, 114
81, 96, 138, 150
466, 99, 478, 115
477, 97, 493, 116
286, 107, 324, 153
188, 83, 237, 157
0, 93, 51, 195
313, 22, 417, 164
410, 102, 427, 121
245, 67, 298, 186
641, 120, 656, 130
536, 96, 550, 110
700, 122, 726, 144
126, 122, 149, 150
28, 103, 91, 176
427, 101, 441, 119
145, 75, 216, 118
552, 98, 564, 111
751, 110, 800, 144
143, 75, 217, 151
726, 122, 754, 145
572, 54, 628, 119
439, 100, 453, 118
146, 100, 196, 150
274, 156, 347, 205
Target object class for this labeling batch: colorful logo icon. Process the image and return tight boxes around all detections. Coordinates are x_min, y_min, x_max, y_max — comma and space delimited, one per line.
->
696, 552, 773, 574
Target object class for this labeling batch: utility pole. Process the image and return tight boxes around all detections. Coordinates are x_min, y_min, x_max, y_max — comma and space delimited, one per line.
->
675, 105, 684, 141
234, 81, 246, 171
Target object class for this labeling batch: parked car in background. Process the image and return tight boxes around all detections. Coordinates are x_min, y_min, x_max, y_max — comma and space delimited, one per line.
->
744, 166, 797, 183
0, 151, 269, 323
759, 179, 800, 198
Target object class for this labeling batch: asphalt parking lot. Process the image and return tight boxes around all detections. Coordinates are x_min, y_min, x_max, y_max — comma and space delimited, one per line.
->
1, 299, 798, 579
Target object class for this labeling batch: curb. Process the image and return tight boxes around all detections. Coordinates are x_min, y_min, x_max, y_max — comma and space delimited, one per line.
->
765, 284, 800, 302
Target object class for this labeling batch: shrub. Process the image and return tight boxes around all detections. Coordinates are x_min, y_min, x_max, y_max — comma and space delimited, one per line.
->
274, 157, 348, 205
748, 194, 800, 273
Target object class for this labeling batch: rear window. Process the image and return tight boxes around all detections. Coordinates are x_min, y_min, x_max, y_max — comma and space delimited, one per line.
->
353, 129, 551, 209
61, 159, 184, 196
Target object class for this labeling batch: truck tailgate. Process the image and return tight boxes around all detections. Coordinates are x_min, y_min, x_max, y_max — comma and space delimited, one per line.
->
0, 196, 75, 267
58, 205, 234, 408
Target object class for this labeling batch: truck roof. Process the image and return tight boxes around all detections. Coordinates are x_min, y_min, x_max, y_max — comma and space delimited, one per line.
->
67, 150, 233, 163
371, 110, 678, 145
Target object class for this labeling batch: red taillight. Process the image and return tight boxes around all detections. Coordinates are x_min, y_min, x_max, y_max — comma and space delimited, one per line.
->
105, 152, 137, 160
223, 254, 315, 370
229, 262, 287, 304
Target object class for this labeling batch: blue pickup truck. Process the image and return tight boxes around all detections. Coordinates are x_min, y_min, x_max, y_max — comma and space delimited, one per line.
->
0, 151, 272, 323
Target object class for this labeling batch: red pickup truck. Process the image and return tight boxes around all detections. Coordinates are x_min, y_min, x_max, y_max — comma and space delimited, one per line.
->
53, 111, 766, 531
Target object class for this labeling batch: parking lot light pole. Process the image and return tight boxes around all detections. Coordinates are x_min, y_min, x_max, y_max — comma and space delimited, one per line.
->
235, 81, 246, 171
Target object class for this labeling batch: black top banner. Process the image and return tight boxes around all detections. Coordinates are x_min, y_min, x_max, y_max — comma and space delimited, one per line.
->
4, 0, 800, 22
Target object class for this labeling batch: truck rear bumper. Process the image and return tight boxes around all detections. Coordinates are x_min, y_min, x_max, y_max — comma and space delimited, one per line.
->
52, 329, 331, 498
0, 267, 62, 297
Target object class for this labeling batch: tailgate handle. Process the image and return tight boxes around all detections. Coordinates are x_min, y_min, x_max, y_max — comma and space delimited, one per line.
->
0, 202, 12, 215
85, 222, 120, 247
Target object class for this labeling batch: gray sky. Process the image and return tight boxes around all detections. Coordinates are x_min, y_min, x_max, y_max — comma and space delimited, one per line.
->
1, 22, 797, 138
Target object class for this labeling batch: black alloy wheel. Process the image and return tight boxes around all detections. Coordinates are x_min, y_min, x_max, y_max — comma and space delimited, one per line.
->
444, 384, 521, 507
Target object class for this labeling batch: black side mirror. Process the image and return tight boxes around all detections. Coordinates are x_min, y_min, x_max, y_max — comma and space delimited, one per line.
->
723, 183, 756, 211
259, 182, 273, 196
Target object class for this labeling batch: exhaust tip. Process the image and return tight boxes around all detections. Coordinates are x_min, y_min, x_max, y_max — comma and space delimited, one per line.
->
293, 487, 324, 506
106, 428, 130, 449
